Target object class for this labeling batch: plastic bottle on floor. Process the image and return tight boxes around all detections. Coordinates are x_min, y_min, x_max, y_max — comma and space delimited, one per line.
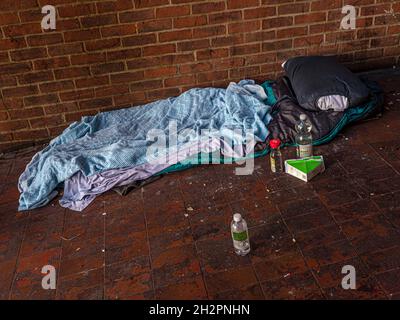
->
231, 213, 250, 256
295, 114, 313, 158
270, 138, 283, 173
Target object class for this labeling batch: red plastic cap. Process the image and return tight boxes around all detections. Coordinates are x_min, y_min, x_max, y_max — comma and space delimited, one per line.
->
269, 139, 281, 149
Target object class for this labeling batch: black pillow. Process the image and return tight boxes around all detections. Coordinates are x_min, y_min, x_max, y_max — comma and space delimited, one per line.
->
283, 56, 370, 111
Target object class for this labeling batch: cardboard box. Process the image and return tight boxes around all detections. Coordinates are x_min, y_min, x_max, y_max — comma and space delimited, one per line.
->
285, 156, 325, 182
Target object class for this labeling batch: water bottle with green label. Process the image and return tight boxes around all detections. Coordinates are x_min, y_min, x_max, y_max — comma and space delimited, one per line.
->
295, 114, 313, 158
231, 213, 250, 256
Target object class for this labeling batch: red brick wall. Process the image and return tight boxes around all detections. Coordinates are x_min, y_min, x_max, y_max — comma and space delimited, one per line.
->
0, 0, 399, 152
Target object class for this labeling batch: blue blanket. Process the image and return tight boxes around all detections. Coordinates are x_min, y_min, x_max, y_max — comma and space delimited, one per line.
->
18, 80, 272, 211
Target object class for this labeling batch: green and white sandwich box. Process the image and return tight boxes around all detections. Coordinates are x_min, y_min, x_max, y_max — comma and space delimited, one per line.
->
285, 156, 325, 182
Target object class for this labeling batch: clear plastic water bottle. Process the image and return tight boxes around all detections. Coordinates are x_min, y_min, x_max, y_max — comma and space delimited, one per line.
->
269, 138, 283, 173
231, 213, 250, 256
295, 114, 313, 158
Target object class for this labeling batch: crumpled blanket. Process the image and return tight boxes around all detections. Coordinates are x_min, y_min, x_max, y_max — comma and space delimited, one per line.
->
60, 133, 250, 211
18, 80, 272, 211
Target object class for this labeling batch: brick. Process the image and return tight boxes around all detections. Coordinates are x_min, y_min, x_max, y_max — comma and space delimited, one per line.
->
3, 23, 42, 37
0, 52, 9, 63
44, 102, 78, 115
10, 48, 47, 61
76, 76, 110, 89
143, 44, 176, 56
147, 87, 180, 100
3, 85, 38, 98
39, 80, 75, 93
196, 48, 229, 61
228, 20, 261, 34
9, 107, 44, 120
81, 14, 118, 28
91, 62, 125, 75
159, 29, 192, 42
0, 97, 24, 110
34, 57, 71, 70
29, 115, 64, 129
244, 6, 276, 19
174, 16, 207, 28
122, 34, 156, 47
110, 71, 145, 84
192, 26, 226, 39
263, 16, 293, 29
137, 19, 172, 33
144, 66, 177, 78
311, 0, 341, 12
231, 44, 261, 56
18, 9, 43, 23
0, 76, 17, 88
294, 35, 324, 47
113, 92, 147, 107
54, 67, 91, 80
0, 12, 20, 25
211, 34, 245, 47
48, 43, 83, 57
0, 63, 31, 75
13, 129, 49, 140
64, 29, 102, 43
295, 12, 326, 24
57, 19, 81, 31
277, 26, 308, 39
24, 94, 59, 107
156, 5, 190, 18
245, 30, 275, 43
164, 75, 196, 87
70, 53, 106, 66
60, 89, 95, 102
119, 9, 155, 23
177, 39, 210, 52
278, 3, 310, 15
180, 62, 213, 74
135, 0, 170, 8
0, 120, 29, 132
227, 0, 259, 9
197, 70, 228, 84
0, 38, 26, 51
18, 71, 54, 85
130, 79, 162, 91
26, 34, 63, 47
85, 38, 121, 52
101, 24, 137, 37
192, 2, 225, 14
58, 3, 96, 18
209, 11, 242, 24
95, 84, 130, 98
79, 97, 113, 110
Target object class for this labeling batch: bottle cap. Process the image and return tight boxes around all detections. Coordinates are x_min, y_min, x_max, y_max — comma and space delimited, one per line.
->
233, 213, 242, 222
300, 114, 307, 121
269, 139, 281, 149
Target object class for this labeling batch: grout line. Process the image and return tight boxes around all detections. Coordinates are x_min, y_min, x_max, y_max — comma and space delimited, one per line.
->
367, 142, 400, 176
141, 186, 157, 299
177, 172, 211, 300
7, 215, 30, 300
102, 200, 106, 300
54, 207, 67, 300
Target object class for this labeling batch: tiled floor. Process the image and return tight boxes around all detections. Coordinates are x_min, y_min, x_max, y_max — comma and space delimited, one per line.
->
1, 70, 400, 300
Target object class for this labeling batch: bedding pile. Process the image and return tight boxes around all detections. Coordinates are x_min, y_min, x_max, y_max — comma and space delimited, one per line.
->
18, 80, 272, 211
18, 56, 384, 212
